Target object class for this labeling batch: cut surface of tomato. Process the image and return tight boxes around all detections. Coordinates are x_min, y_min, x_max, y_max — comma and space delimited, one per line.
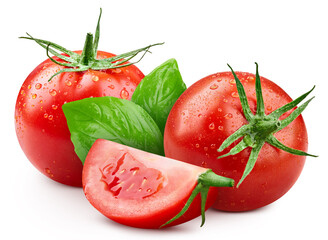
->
82, 139, 233, 228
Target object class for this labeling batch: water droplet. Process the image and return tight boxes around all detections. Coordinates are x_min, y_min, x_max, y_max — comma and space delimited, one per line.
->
32, 93, 37, 99
65, 80, 72, 87
45, 168, 54, 178
77, 84, 82, 89
217, 78, 222, 82
27, 85, 31, 89
247, 76, 255, 81
44, 113, 48, 118
224, 113, 233, 119
120, 88, 129, 99
52, 105, 58, 110
218, 108, 222, 112
146, 188, 152, 193
48, 115, 54, 120
108, 85, 115, 89
198, 114, 203, 118
201, 161, 207, 167
35, 83, 42, 90
231, 91, 239, 98
210, 84, 218, 90
49, 89, 57, 96
229, 79, 236, 84
20, 90, 25, 95
210, 143, 216, 149
22, 103, 26, 108
266, 105, 273, 111
218, 126, 224, 131
209, 122, 215, 130
92, 76, 99, 82
112, 68, 122, 73
195, 143, 200, 148
223, 99, 228, 103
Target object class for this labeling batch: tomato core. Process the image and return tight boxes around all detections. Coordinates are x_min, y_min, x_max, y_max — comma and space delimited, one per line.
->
99, 152, 165, 199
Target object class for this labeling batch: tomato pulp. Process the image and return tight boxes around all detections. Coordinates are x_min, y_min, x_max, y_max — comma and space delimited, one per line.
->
164, 71, 308, 211
15, 51, 144, 187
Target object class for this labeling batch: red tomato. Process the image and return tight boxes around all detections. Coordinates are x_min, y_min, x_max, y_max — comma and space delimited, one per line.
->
82, 139, 223, 228
164, 71, 309, 211
15, 51, 144, 187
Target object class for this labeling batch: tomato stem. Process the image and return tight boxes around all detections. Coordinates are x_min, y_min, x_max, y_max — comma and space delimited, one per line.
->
160, 170, 234, 228
80, 33, 95, 66
217, 63, 317, 188
19, 8, 163, 81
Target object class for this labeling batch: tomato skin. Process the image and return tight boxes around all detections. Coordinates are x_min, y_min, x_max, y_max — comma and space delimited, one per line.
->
15, 51, 144, 187
82, 139, 218, 228
164, 71, 308, 211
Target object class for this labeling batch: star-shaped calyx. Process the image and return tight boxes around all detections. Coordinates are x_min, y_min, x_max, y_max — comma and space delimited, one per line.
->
218, 63, 317, 187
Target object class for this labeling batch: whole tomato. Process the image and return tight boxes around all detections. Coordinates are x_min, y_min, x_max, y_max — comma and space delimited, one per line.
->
164, 64, 315, 211
14, 10, 160, 187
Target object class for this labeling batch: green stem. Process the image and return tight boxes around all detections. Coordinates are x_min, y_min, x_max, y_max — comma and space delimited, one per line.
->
160, 170, 234, 228
80, 33, 95, 66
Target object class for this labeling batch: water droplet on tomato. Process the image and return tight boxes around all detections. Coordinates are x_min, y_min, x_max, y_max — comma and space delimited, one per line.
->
120, 88, 129, 100
217, 78, 222, 82
223, 99, 228, 103
48, 115, 54, 121
224, 113, 233, 119
45, 168, 54, 178
77, 84, 82, 89
266, 105, 273, 112
209, 122, 215, 130
27, 85, 31, 89
49, 89, 57, 96
114, 68, 122, 73
35, 83, 42, 89
32, 93, 37, 99
92, 76, 99, 82
229, 79, 236, 84
218, 107, 222, 112
195, 143, 200, 148
201, 161, 207, 167
52, 105, 58, 110
231, 91, 239, 98
218, 126, 224, 131
247, 76, 255, 81
198, 114, 203, 118
210, 144, 216, 149
44, 113, 48, 118
210, 84, 218, 90
108, 85, 115, 89
65, 80, 72, 86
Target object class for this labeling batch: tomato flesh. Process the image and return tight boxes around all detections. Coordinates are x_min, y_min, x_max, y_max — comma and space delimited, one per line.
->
82, 139, 217, 228
15, 51, 144, 187
164, 71, 308, 211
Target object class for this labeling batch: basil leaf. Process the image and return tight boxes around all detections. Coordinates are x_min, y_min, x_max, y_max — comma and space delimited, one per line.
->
62, 97, 164, 164
131, 58, 187, 134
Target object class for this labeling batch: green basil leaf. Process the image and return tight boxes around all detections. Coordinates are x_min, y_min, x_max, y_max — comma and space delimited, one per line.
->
131, 58, 187, 134
62, 96, 164, 164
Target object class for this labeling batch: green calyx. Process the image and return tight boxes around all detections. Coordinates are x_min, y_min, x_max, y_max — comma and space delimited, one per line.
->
218, 63, 317, 188
20, 8, 163, 82
161, 170, 234, 228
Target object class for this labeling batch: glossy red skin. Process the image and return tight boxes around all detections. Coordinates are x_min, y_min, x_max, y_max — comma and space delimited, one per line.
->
164, 71, 308, 212
83, 139, 218, 228
15, 51, 144, 187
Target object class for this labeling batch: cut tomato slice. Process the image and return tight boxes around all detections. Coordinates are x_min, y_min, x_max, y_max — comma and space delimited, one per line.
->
82, 139, 234, 228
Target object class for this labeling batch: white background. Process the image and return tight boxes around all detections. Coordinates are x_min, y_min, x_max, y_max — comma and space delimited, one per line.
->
1, 0, 327, 239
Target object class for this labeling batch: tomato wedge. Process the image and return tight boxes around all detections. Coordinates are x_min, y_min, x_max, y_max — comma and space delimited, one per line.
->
82, 139, 234, 228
